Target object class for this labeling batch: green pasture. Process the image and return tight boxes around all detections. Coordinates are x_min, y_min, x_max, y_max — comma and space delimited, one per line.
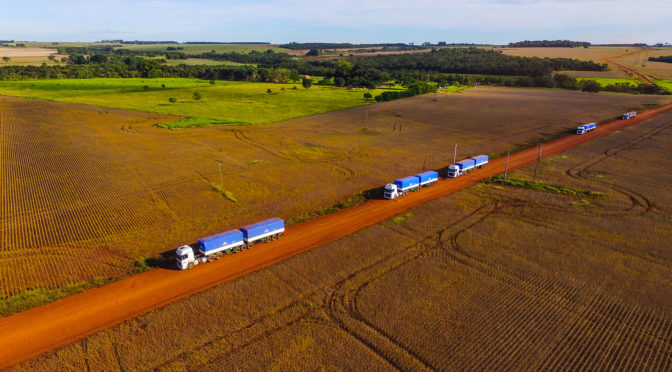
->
0, 78, 385, 128
577, 77, 639, 87
653, 79, 672, 92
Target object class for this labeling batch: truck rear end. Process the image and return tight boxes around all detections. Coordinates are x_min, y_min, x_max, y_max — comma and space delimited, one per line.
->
241, 218, 285, 245
471, 155, 488, 168
414, 171, 438, 187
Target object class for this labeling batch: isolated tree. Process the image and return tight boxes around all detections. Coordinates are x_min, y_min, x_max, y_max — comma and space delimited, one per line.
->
1, 57, 10, 63
267, 88, 272, 94
289, 70, 300, 82
305, 48, 319, 57
363, 92, 372, 100
302, 77, 312, 89
192, 91, 202, 101
169, 97, 177, 103
580, 80, 601, 93
47, 55, 56, 61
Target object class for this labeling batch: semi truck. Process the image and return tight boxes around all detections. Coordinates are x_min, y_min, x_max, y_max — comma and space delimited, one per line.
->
577, 122, 597, 135
384, 171, 438, 200
447, 155, 488, 178
176, 218, 285, 270
622, 111, 637, 120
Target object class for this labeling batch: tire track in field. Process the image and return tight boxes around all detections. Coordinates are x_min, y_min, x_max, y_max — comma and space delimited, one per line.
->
565, 119, 671, 216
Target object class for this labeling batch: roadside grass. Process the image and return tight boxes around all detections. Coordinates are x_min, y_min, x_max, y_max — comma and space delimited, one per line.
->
490, 130, 572, 159
483, 175, 605, 197
287, 194, 367, 226
0, 78, 388, 128
0, 278, 103, 317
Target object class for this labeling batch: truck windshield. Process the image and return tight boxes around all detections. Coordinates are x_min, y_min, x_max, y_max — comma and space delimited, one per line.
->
177, 254, 187, 260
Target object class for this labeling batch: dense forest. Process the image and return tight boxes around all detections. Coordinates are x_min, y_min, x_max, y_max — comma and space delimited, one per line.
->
648, 55, 672, 64
508, 40, 591, 48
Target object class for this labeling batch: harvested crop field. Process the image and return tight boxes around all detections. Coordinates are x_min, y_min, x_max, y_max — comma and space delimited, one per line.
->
500, 46, 632, 63
0, 88, 668, 302
610, 48, 672, 80
13, 108, 672, 371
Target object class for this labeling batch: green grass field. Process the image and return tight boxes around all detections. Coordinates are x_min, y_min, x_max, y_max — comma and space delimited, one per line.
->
654, 79, 672, 92
0, 78, 386, 128
577, 77, 639, 87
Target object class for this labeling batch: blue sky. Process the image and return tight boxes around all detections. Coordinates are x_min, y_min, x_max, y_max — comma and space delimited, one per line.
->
1, 0, 670, 44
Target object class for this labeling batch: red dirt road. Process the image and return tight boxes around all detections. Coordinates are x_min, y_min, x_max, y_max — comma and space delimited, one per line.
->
603, 49, 655, 86
1, 104, 671, 369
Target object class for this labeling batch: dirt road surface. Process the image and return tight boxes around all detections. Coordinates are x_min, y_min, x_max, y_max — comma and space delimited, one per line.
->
1, 103, 671, 369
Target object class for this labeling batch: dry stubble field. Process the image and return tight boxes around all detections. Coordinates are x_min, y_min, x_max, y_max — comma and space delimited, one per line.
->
0, 88, 668, 300
12, 101, 672, 371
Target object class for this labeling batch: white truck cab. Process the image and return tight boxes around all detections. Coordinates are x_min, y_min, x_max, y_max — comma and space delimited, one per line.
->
447, 164, 459, 178
176, 245, 207, 270
384, 183, 400, 199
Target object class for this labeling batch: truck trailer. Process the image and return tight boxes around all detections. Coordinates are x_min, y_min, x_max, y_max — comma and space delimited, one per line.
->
240, 218, 285, 245
448, 155, 489, 178
577, 122, 597, 134
622, 112, 637, 120
176, 218, 285, 270
414, 171, 439, 187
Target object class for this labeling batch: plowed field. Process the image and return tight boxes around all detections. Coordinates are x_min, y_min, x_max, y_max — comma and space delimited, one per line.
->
0, 89, 667, 301
8, 105, 672, 371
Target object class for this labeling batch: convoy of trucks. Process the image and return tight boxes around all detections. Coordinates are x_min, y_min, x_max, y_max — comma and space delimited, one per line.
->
577, 122, 597, 135
176, 111, 645, 269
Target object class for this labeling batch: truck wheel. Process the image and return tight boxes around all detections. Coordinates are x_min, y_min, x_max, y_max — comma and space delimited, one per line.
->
188, 262, 194, 269
215, 252, 223, 260
278, 232, 283, 238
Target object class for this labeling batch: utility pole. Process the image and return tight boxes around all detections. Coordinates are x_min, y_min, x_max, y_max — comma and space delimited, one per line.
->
215, 160, 223, 186
532, 144, 542, 183
504, 151, 510, 179
453, 143, 457, 165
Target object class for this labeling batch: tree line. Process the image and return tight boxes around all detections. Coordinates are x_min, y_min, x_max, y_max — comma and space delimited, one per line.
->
5, 47, 665, 95
648, 55, 672, 63
508, 40, 591, 48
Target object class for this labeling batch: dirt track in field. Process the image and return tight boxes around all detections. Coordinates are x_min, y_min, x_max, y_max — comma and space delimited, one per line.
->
603, 49, 655, 86
0, 103, 671, 369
